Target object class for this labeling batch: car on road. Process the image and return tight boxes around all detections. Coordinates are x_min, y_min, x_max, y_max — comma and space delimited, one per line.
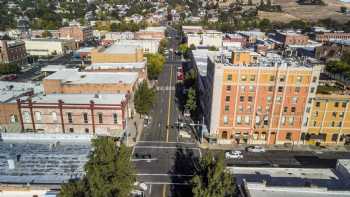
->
246, 145, 266, 153
225, 150, 243, 159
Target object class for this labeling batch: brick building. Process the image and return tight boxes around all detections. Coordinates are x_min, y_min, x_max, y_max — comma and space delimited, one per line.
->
314, 32, 350, 43
197, 50, 321, 145
134, 26, 166, 40
274, 31, 309, 47
42, 69, 139, 94
59, 25, 93, 43
18, 93, 128, 136
0, 40, 27, 65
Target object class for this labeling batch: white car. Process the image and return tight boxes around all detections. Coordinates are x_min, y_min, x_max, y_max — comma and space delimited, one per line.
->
225, 150, 243, 159
246, 145, 266, 153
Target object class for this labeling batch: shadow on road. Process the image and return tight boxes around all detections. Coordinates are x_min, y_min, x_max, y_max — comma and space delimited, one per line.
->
169, 147, 199, 197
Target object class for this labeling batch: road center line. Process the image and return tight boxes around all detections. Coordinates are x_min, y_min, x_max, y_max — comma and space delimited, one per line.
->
166, 65, 173, 142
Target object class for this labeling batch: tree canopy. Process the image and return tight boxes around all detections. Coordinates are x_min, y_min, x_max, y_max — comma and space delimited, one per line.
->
185, 87, 197, 113
134, 81, 156, 116
191, 151, 235, 197
60, 137, 136, 197
146, 53, 165, 80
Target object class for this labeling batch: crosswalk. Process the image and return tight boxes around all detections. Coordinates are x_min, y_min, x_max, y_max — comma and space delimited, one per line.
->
156, 86, 176, 91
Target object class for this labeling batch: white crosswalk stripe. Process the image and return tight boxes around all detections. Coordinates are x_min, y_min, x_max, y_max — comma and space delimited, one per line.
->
156, 86, 176, 91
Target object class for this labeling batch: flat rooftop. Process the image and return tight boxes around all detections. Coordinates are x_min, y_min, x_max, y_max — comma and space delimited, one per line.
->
102, 44, 140, 54
41, 65, 77, 72
45, 69, 138, 84
0, 141, 90, 184
0, 81, 43, 103
86, 61, 146, 70
32, 93, 127, 105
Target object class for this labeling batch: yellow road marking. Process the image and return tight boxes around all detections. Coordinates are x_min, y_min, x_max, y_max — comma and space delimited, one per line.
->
166, 65, 173, 142
162, 184, 166, 197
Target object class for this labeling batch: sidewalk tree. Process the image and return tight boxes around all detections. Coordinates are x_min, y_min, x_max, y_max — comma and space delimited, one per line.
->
185, 87, 197, 113
60, 137, 136, 197
134, 81, 156, 116
178, 43, 189, 54
191, 151, 235, 197
146, 53, 165, 80
158, 38, 168, 54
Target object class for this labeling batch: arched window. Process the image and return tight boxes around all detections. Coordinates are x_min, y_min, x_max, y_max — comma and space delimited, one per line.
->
222, 131, 228, 139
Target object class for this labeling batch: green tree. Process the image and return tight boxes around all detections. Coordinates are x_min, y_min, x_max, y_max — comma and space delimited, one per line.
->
191, 151, 235, 197
59, 137, 136, 197
42, 30, 52, 38
185, 87, 197, 113
178, 43, 189, 54
158, 38, 168, 54
146, 53, 165, 79
134, 81, 156, 116
0, 63, 20, 74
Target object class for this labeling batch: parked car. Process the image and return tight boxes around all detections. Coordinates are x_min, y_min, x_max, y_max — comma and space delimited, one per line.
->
246, 145, 266, 153
225, 150, 243, 159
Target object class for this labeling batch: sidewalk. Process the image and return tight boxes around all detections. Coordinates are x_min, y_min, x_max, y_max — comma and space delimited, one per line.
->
198, 142, 350, 152
125, 115, 144, 147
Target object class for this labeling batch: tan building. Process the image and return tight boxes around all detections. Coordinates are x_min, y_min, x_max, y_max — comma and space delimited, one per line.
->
59, 25, 93, 42
43, 69, 139, 94
91, 44, 144, 63
306, 90, 350, 145
199, 50, 321, 145
24, 39, 78, 56
134, 26, 166, 40
0, 40, 27, 65
18, 93, 129, 136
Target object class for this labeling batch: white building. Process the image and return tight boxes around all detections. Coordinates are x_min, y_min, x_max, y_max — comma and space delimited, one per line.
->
24, 39, 77, 56
186, 30, 223, 48
104, 32, 135, 41
114, 39, 160, 54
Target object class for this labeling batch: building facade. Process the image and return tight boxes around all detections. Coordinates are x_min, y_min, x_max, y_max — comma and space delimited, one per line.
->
24, 39, 77, 56
0, 40, 27, 65
18, 94, 128, 136
315, 32, 350, 43
59, 25, 93, 42
275, 31, 309, 47
186, 30, 223, 48
306, 94, 350, 145
205, 51, 321, 145
91, 44, 144, 63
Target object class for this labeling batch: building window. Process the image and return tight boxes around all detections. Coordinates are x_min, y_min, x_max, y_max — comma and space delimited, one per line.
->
269, 76, 275, 81
306, 107, 311, 113
335, 102, 339, 107
226, 85, 231, 91
67, 112, 73, 123
239, 105, 243, 112
250, 75, 255, 81
268, 86, 273, 92
23, 111, 30, 123
253, 132, 259, 140
276, 96, 282, 103
224, 105, 230, 112
98, 113, 103, 124
261, 132, 267, 140
278, 86, 283, 92
222, 131, 228, 139
85, 128, 89, 133
241, 75, 247, 81
69, 128, 74, 133
244, 116, 250, 124
286, 132, 292, 140
279, 76, 286, 82
338, 121, 342, 127
292, 97, 297, 103
331, 121, 335, 127
236, 115, 241, 124
284, 107, 288, 112
316, 102, 320, 107
249, 85, 254, 92
258, 106, 262, 112
35, 112, 42, 122
332, 112, 337, 117
226, 96, 230, 102
240, 96, 244, 102
313, 121, 317, 127
263, 116, 269, 125
340, 112, 344, 118
296, 76, 302, 83
331, 133, 338, 142
52, 112, 57, 122
227, 74, 232, 81
308, 98, 312, 104
83, 113, 88, 123
265, 106, 270, 112
291, 107, 296, 113
281, 116, 286, 125
10, 114, 18, 123
288, 117, 294, 125
113, 113, 118, 124
342, 102, 347, 108
314, 111, 318, 117
223, 115, 228, 125
267, 96, 272, 103
248, 96, 253, 102
240, 85, 245, 91
312, 76, 317, 83
310, 87, 315, 93
295, 87, 300, 93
